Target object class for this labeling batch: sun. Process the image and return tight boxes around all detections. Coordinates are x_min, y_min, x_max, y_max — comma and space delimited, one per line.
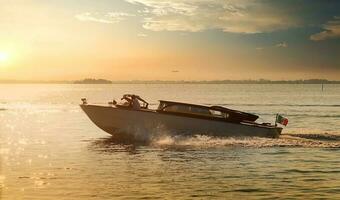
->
0, 52, 9, 63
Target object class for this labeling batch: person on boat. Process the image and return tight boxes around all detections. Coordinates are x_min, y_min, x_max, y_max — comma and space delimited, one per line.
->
131, 95, 141, 109
121, 94, 148, 109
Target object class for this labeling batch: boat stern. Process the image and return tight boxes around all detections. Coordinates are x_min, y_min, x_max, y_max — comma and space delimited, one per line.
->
268, 126, 283, 138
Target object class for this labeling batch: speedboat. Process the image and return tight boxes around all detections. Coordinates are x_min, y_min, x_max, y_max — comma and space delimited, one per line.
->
80, 94, 284, 139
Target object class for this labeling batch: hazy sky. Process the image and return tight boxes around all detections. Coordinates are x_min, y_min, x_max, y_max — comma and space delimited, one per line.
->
0, 0, 340, 81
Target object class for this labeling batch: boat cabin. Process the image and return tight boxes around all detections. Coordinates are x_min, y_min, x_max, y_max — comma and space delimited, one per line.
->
113, 94, 259, 123
158, 100, 226, 118
157, 100, 259, 123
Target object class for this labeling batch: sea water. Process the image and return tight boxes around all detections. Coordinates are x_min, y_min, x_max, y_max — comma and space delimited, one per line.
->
0, 84, 339, 199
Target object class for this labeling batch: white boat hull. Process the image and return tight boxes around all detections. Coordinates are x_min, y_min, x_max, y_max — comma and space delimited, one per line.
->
80, 105, 282, 139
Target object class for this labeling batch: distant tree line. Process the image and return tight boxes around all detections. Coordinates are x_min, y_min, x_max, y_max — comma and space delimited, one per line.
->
110, 79, 340, 84
74, 78, 112, 84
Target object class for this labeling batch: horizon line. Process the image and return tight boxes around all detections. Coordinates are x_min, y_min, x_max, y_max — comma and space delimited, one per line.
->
1, 78, 340, 84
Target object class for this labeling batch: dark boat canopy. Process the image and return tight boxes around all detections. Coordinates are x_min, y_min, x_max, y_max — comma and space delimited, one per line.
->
157, 100, 259, 122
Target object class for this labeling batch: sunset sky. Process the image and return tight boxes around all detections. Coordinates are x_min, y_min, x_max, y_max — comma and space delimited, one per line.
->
0, 0, 340, 81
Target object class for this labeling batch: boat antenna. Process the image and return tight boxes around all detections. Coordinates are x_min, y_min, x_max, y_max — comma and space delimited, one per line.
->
275, 114, 278, 127
111, 79, 114, 103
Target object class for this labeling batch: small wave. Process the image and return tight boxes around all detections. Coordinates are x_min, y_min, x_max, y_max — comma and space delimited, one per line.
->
0, 108, 7, 111
254, 112, 340, 118
283, 169, 340, 174
231, 188, 266, 193
204, 103, 340, 107
282, 114, 340, 118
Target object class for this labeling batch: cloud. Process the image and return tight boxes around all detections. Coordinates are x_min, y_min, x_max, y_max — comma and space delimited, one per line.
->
310, 16, 340, 41
276, 42, 288, 48
256, 42, 287, 50
75, 12, 134, 24
137, 33, 148, 37
125, 0, 299, 33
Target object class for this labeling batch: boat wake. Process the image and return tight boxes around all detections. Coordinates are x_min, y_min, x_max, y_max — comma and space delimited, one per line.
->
285, 133, 340, 141
88, 130, 340, 151
151, 133, 340, 148
125, 126, 340, 148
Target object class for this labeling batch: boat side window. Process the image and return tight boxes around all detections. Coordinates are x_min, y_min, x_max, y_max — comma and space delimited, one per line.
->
209, 110, 226, 118
158, 102, 229, 118
158, 102, 172, 111
190, 106, 211, 115
163, 104, 215, 117
157, 102, 165, 110
164, 105, 189, 113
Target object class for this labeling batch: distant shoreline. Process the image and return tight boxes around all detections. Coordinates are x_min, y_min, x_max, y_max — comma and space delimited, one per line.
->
0, 79, 340, 84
